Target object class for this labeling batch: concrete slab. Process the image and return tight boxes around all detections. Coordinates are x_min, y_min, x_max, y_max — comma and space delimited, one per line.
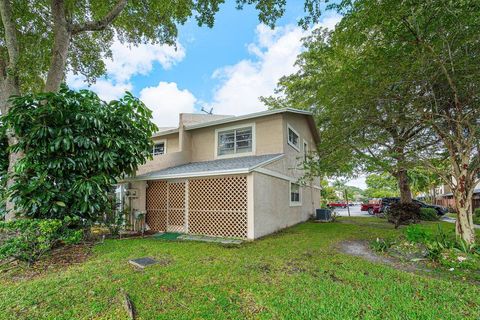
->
128, 257, 158, 268
178, 234, 243, 244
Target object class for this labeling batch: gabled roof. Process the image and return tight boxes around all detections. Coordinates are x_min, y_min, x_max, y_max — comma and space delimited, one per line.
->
132, 154, 283, 180
152, 108, 320, 144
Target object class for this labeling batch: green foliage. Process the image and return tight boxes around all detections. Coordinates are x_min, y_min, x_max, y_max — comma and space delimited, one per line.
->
370, 237, 395, 253
419, 208, 438, 221
364, 174, 398, 199
0, 217, 82, 265
404, 225, 431, 243
403, 225, 479, 268
1, 86, 157, 221
473, 208, 480, 225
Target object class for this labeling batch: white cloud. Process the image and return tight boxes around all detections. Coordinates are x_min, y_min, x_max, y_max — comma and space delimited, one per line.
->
209, 13, 342, 116
105, 41, 185, 83
67, 40, 185, 102
139, 82, 196, 127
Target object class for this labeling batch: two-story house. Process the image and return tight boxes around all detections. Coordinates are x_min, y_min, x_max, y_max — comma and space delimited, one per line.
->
124, 108, 321, 240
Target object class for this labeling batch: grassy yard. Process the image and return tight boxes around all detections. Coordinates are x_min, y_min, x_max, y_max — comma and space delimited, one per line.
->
0, 218, 479, 319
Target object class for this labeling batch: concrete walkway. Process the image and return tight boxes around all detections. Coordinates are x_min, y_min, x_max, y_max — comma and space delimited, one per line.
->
441, 216, 480, 229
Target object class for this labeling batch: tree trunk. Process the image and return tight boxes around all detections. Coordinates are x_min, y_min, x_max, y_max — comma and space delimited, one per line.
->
452, 168, 476, 244
0, 75, 20, 221
396, 169, 413, 204
45, 0, 71, 92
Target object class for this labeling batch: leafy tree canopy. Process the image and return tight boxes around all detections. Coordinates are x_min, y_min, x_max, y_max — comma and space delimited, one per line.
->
0, 86, 157, 221
364, 174, 399, 199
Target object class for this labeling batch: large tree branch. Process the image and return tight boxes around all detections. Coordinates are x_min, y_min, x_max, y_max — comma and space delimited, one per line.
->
0, 0, 19, 78
71, 0, 127, 35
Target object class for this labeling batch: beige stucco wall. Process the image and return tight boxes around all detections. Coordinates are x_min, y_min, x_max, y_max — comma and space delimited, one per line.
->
262, 113, 321, 187
252, 171, 320, 239
153, 133, 180, 153
189, 113, 285, 162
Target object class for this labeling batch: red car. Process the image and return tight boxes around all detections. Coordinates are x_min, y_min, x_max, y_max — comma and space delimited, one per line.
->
328, 202, 348, 208
361, 199, 382, 215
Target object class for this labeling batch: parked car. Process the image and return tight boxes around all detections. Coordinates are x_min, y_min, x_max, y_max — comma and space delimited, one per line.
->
379, 197, 448, 216
361, 200, 382, 215
328, 202, 348, 208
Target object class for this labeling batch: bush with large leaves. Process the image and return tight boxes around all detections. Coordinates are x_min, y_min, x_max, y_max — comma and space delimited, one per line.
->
1, 86, 157, 222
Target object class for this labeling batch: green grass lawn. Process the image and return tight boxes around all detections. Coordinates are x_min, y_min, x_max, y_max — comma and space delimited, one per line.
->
0, 217, 479, 319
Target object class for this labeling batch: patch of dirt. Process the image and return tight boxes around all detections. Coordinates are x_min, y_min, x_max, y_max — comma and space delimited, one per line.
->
338, 240, 420, 273
0, 242, 94, 281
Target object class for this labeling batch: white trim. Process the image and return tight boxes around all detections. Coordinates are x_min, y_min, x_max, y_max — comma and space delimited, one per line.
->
287, 123, 300, 152
152, 139, 167, 156
253, 167, 321, 190
289, 181, 302, 207
133, 168, 250, 181
303, 139, 308, 161
247, 174, 255, 240
250, 154, 284, 169
185, 108, 313, 130
214, 123, 256, 159
254, 167, 294, 182
152, 128, 179, 137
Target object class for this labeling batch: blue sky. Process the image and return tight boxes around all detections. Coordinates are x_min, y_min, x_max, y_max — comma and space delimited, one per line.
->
67, 1, 368, 188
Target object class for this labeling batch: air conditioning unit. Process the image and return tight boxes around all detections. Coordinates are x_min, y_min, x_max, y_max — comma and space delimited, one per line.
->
126, 188, 139, 198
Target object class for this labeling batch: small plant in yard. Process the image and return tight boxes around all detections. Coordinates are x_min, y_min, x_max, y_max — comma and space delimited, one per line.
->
0, 218, 82, 265
370, 237, 395, 252
402, 225, 480, 270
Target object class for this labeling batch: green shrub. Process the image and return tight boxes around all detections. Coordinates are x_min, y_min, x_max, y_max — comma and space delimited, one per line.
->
1, 86, 158, 222
404, 224, 431, 243
0, 218, 82, 265
473, 208, 480, 225
386, 202, 420, 228
419, 208, 439, 221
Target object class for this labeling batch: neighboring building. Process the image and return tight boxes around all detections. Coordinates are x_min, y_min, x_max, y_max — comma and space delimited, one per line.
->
123, 108, 321, 240
433, 182, 480, 211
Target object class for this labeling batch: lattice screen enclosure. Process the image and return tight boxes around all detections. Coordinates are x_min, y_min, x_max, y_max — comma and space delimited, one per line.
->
146, 181, 168, 231
145, 175, 248, 238
188, 176, 248, 238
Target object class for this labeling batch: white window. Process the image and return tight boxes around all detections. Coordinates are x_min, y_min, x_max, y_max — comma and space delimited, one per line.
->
216, 124, 255, 157
287, 124, 300, 151
290, 182, 301, 206
152, 141, 166, 156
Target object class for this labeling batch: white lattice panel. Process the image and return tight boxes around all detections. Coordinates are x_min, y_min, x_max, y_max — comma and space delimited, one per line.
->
188, 176, 248, 238
167, 182, 186, 233
146, 180, 168, 231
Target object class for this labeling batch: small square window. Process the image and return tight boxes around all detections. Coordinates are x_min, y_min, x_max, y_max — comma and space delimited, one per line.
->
290, 182, 301, 206
152, 142, 165, 156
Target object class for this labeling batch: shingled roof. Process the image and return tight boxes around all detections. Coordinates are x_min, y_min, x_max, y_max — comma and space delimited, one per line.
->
133, 154, 283, 180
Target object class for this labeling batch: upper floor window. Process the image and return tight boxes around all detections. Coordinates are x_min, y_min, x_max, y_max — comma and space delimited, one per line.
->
287, 124, 300, 151
216, 124, 254, 157
152, 141, 166, 156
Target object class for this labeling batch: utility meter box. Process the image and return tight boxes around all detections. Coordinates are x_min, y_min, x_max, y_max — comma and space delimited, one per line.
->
126, 188, 139, 198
